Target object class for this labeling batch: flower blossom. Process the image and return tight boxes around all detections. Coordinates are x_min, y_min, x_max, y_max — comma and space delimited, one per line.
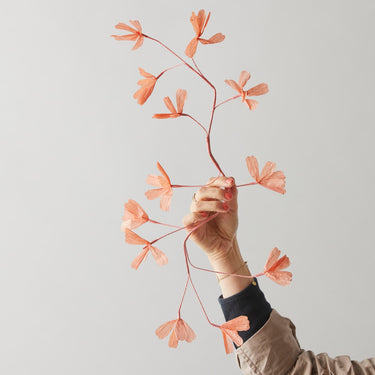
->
111, 20, 144, 50
125, 228, 168, 269
155, 318, 196, 348
121, 199, 149, 231
263, 247, 292, 286
152, 89, 187, 119
246, 155, 286, 194
185, 9, 225, 58
145, 162, 173, 211
133, 68, 157, 105
219, 316, 250, 354
225, 71, 269, 110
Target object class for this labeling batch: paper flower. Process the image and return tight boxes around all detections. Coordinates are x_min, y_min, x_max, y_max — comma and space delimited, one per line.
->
145, 162, 173, 211
133, 68, 157, 105
121, 199, 149, 231
225, 71, 269, 110
246, 156, 286, 194
111, 21, 144, 50
153, 89, 187, 119
219, 316, 250, 354
263, 247, 292, 286
155, 318, 196, 348
125, 228, 168, 269
185, 9, 225, 58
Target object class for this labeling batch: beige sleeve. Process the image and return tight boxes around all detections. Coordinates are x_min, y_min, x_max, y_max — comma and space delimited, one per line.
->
235, 309, 375, 375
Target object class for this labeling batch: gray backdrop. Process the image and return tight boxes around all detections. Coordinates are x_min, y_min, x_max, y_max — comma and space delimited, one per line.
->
1, 0, 374, 374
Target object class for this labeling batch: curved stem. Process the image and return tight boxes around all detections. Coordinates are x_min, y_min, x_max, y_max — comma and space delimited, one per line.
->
181, 113, 208, 134
149, 226, 186, 245
191, 57, 203, 76
177, 275, 190, 319
148, 219, 183, 229
235, 182, 258, 188
215, 94, 241, 109
156, 63, 185, 79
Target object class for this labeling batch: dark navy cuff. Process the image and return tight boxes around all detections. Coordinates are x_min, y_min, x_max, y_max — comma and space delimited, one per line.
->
218, 278, 272, 345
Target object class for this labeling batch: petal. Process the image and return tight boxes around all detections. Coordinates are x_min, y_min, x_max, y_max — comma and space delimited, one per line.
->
185, 37, 199, 58
181, 320, 196, 342
160, 189, 173, 211
150, 245, 168, 266
146, 174, 161, 187
246, 83, 269, 96
176, 89, 187, 113
239, 71, 251, 89
156, 162, 171, 185
259, 161, 276, 181
111, 34, 138, 41
225, 79, 241, 94
246, 156, 259, 181
200, 10, 210, 35
189, 12, 200, 36
264, 247, 281, 272
196, 9, 206, 35
129, 20, 142, 33
175, 320, 187, 341
222, 328, 243, 347
152, 113, 176, 119
145, 187, 164, 200
168, 329, 179, 348
133, 85, 155, 105
266, 270, 292, 286
125, 228, 148, 245
120, 219, 132, 231
199, 33, 225, 44
163, 96, 177, 114
222, 331, 234, 354
155, 319, 177, 339
131, 35, 144, 51
115, 22, 137, 33
131, 247, 149, 270
221, 316, 250, 332
245, 98, 258, 110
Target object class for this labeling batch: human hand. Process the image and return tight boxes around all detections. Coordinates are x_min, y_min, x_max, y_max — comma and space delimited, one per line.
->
182, 177, 238, 262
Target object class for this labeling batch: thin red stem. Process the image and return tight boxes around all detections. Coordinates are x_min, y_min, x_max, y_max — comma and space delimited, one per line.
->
181, 113, 208, 134
156, 63, 185, 79
235, 182, 258, 188
148, 219, 183, 229
149, 226, 186, 245
215, 94, 241, 109
177, 275, 190, 319
191, 57, 203, 76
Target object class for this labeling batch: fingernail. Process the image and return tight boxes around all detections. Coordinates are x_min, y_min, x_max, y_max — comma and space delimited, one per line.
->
201, 212, 208, 217
225, 178, 233, 185
222, 203, 229, 211
224, 192, 233, 200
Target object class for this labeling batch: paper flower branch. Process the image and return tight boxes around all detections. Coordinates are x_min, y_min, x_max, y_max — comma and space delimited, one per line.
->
113, 9, 291, 355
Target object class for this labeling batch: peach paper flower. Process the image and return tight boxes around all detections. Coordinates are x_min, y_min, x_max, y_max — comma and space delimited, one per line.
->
111, 21, 144, 50
263, 247, 292, 286
133, 68, 157, 105
185, 9, 225, 58
145, 162, 173, 211
152, 89, 187, 119
246, 155, 286, 194
121, 199, 149, 231
125, 228, 168, 269
155, 318, 196, 348
225, 71, 269, 110
219, 316, 250, 354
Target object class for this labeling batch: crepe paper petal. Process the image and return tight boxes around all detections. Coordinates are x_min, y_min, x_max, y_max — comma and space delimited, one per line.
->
263, 247, 292, 286
152, 90, 187, 120
145, 162, 173, 211
225, 71, 268, 110
133, 68, 157, 105
219, 316, 250, 354
121, 199, 149, 231
185, 9, 225, 58
150, 245, 168, 266
111, 20, 144, 50
246, 156, 286, 194
239, 71, 251, 89
131, 247, 149, 270
125, 228, 148, 245
156, 318, 196, 348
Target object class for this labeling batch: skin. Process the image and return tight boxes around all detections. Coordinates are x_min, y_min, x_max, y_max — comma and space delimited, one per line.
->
183, 177, 253, 298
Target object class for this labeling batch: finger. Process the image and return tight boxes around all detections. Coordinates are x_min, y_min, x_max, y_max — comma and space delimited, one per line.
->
206, 176, 235, 188
195, 186, 232, 202
191, 200, 229, 213
182, 212, 207, 229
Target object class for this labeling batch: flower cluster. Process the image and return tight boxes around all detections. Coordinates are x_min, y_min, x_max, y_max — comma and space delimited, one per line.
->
113, 9, 291, 354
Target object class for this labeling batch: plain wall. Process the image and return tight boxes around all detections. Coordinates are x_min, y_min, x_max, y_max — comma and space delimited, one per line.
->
1, 0, 374, 374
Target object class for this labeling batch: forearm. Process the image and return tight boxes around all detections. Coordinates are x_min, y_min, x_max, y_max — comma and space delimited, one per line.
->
207, 237, 253, 298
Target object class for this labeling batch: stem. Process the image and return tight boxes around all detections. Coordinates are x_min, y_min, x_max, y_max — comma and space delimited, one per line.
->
181, 113, 208, 134
177, 275, 190, 319
148, 219, 183, 229
191, 57, 203, 76
215, 94, 241, 109
156, 63, 185, 79
171, 176, 221, 189
206, 135, 225, 176
235, 182, 258, 188
149, 226, 186, 245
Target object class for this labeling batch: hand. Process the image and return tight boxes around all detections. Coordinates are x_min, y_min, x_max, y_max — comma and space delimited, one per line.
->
182, 177, 238, 262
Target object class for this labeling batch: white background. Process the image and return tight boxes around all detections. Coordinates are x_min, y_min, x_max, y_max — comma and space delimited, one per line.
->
1, 0, 374, 374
